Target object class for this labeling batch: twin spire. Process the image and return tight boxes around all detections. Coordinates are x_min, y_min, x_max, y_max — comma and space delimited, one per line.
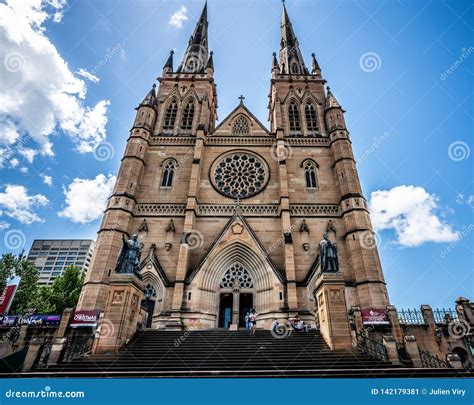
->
162, 1, 321, 78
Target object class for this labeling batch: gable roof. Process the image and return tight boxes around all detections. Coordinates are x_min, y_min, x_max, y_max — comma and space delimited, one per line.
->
186, 209, 284, 283
211, 102, 270, 136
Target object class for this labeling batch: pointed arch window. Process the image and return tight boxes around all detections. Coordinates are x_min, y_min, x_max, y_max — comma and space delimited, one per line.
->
305, 102, 318, 133
288, 101, 301, 132
161, 159, 177, 187
232, 115, 250, 135
290, 61, 300, 74
163, 99, 178, 131
303, 160, 318, 189
180, 99, 195, 131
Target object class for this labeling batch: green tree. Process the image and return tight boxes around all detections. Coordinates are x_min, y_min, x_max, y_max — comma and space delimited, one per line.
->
3, 254, 40, 314
0, 253, 17, 292
45, 265, 84, 313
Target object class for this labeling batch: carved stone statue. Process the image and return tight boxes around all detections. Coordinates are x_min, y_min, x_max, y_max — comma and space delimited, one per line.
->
319, 232, 338, 272
115, 234, 143, 277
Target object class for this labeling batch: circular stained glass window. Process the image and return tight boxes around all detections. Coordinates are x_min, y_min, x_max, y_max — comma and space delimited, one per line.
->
211, 151, 269, 199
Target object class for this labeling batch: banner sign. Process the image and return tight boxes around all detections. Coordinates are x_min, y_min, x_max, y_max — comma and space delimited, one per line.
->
361, 308, 390, 325
0, 314, 61, 327
0, 276, 21, 315
70, 310, 101, 327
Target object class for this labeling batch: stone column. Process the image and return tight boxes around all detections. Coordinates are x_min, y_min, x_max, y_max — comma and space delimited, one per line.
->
386, 305, 403, 342
275, 128, 298, 311
314, 272, 352, 350
421, 305, 436, 332
22, 337, 44, 372
404, 335, 422, 368
232, 288, 240, 326
47, 308, 74, 366
350, 306, 363, 334
383, 335, 401, 366
93, 273, 145, 354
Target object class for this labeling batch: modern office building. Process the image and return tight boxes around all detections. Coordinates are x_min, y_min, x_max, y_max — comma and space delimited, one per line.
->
27, 239, 95, 285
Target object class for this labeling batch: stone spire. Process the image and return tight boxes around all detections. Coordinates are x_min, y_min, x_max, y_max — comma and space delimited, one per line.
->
177, 2, 210, 74
163, 50, 174, 73
279, 1, 308, 75
325, 86, 342, 110
205, 50, 214, 71
139, 83, 157, 108
311, 53, 321, 77
272, 52, 280, 73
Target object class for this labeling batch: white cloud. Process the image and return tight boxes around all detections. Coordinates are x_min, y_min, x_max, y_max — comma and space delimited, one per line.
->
18, 148, 36, 164
0, 120, 21, 145
369, 185, 460, 247
0, 220, 10, 230
0, 184, 48, 224
169, 6, 188, 29
41, 173, 52, 186
58, 173, 116, 224
0, 0, 110, 157
19, 166, 28, 174
10, 158, 19, 167
76, 68, 100, 83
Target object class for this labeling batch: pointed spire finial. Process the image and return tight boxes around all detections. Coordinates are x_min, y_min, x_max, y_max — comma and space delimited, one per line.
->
163, 50, 174, 72
279, 0, 308, 75
179, 1, 209, 74
325, 86, 342, 110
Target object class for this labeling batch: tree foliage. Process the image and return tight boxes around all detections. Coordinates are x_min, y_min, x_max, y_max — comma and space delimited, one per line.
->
0, 254, 84, 315
43, 265, 84, 314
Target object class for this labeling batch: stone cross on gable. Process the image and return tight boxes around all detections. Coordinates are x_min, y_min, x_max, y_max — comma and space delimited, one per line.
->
234, 197, 241, 213
238, 95, 245, 105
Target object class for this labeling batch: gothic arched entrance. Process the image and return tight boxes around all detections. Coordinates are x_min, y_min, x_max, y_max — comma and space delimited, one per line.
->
217, 263, 254, 328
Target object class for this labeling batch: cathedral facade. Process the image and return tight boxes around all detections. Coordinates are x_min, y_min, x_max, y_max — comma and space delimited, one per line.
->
77, 3, 390, 343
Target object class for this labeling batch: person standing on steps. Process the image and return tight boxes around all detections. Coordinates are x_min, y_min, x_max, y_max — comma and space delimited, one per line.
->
245, 312, 250, 331
249, 309, 258, 336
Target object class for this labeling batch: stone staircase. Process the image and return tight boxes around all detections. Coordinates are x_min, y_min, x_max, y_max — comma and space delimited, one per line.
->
5, 329, 471, 378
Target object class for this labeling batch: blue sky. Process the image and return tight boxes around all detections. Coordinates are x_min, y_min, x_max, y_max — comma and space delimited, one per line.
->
0, 0, 472, 309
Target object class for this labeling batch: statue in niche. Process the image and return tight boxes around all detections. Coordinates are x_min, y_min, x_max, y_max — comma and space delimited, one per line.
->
115, 234, 143, 277
319, 232, 338, 272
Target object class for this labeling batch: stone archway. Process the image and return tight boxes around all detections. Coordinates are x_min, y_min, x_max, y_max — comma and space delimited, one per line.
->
218, 263, 255, 328
193, 241, 282, 328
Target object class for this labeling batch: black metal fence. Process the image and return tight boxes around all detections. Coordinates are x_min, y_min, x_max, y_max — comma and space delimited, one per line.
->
419, 350, 449, 368
356, 331, 388, 362
60, 334, 94, 363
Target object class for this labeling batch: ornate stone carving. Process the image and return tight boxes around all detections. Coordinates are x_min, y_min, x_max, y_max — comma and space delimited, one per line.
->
138, 219, 148, 233
166, 219, 176, 232
300, 219, 310, 233
220, 264, 253, 289
211, 151, 269, 199
231, 223, 244, 234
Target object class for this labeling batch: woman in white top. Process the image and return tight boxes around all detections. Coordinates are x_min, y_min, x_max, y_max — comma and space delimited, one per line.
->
249, 309, 257, 336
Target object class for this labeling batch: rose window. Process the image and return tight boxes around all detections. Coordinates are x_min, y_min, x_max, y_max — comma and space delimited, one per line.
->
220, 264, 253, 289
211, 151, 269, 199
